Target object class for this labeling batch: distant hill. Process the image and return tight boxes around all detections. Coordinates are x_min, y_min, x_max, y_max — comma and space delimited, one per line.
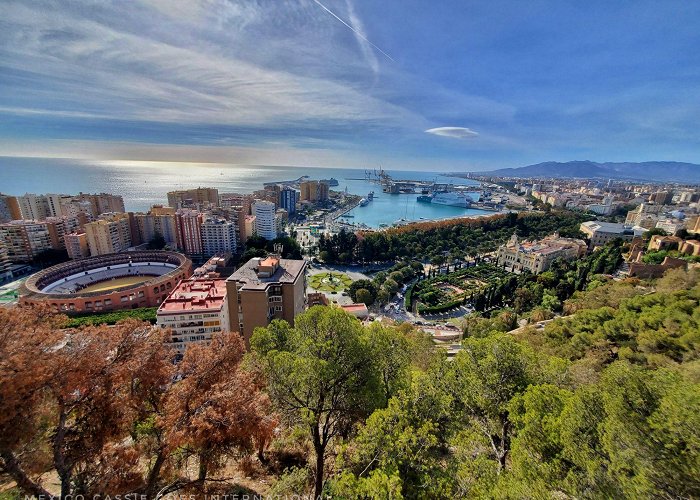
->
472, 161, 700, 183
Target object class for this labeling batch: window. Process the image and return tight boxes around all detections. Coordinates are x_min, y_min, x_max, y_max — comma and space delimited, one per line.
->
104, 299, 111, 306
275, 305, 282, 312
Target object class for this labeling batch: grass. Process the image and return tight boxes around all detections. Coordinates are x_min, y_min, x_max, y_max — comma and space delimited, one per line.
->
308, 272, 353, 292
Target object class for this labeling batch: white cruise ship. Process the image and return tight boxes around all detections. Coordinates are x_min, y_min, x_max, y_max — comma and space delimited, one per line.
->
429, 191, 472, 207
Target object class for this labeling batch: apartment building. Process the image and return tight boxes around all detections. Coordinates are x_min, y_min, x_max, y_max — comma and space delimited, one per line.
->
242, 215, 256, 243
0, 220, 52, 262
497, 233, 587, 274
64, 232, 90, 259
201, 217, 237, 256
135, 207, 178, 247
280, 187, 298, 215
157, 278, 230, 354
0, 194, 21, 222
84, 213, 132, 255
252, 200, 277, 240
175, 209, 204, 256
226, 257, 306, 344
0, 243, 12, 281
167, 187, 219, 209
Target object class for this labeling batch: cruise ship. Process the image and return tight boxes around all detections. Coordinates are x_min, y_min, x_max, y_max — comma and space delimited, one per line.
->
417, 191, 472, 207
359, 198, 369, 207
320, 177, 339, 186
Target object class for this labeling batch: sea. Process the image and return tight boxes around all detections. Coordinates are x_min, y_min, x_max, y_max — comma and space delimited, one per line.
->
0, 157, 489, 228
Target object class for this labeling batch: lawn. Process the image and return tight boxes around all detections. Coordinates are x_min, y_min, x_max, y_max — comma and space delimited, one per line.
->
308, 272, 353, 292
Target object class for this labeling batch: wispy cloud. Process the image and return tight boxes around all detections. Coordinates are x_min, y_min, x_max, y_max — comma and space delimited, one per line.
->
425, 127, 479, 139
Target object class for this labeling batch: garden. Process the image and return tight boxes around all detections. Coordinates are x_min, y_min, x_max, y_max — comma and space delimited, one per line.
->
408, 264, 510, 314
308, 271, 354, 292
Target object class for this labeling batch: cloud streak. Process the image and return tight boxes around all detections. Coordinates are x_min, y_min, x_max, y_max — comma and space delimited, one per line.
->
425, 127, 479, 139
312, 0, 395, 65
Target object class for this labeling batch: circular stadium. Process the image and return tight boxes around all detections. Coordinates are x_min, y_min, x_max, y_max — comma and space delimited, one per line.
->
20, 251, 193, 314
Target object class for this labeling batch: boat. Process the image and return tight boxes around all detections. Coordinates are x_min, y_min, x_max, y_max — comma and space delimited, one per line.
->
320, 177, 339, 186
367, 191, 374, 201
417, 191, 472, 207
359, 198, 369, 207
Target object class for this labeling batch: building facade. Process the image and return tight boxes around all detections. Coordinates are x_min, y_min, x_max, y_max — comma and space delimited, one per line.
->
252, 200, 277, 240
167, 188, 219, 209
84, 213, 133, 256
580, 221, 644, 248
64, 232, 90, 259
497, 233, 587, 274
0, 220, 52, 262
280, 187, 298, 215
226, 257, 306, 344
201, 217, 237, 256
175, 209, 204, 256
157, 278, 230, 353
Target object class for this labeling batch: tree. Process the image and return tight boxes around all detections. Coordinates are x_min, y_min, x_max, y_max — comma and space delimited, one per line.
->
447, 334, 536, 472
159, 332, 275, 494
0, 310, 172, 498
348, 279, 377, 303
147, 232, 166, 250
250, 307, 383, 499
355, 288, 374, 306
0, 308, 274, 499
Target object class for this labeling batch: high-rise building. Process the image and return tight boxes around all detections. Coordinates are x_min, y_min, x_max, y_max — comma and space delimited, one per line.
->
64, 232, 90, 259
299, 180, 318, 202
84, 213, 132, 256
0, 194, 21, 222
253, 188, 279, 208
0, 220, 52, 262
175, 209, 204, 256
157, 278, 231, 354
43, 216, 80, 250
280, 187, 298, 215
648, 191, 673, 205
167, 187, 219, 209
135, 207, 178, 247
252, 200, 277, 240
226, 257, 307, 344
275, 208, 288, 235
317, 181, 330, 202
18, 193, 51, 220
242, 215, 256, 243
0, 243, 12, 281
219, 193, 253, 244
201, 217, 237, 256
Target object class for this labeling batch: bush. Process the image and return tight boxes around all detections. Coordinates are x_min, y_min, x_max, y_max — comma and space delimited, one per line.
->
63, 307, 158, 328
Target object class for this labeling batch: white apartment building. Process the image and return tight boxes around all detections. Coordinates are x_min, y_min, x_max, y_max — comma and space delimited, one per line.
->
157, 278, 230, 354
252, 200, 277, 240
200, 217, 237, 256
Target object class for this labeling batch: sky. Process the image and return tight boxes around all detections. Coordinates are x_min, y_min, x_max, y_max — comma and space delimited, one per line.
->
0, 0, 699, 171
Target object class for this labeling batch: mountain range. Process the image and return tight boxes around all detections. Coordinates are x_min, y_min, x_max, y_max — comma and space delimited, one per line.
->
472, 161, 700, 183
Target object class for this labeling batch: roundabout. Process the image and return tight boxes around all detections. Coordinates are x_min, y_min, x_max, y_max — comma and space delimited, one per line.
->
308, 272, 353, 292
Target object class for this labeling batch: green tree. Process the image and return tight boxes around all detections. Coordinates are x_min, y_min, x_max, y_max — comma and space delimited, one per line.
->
250, 307, 382, 499
348, 279, 377, 303
355, 288, 374, 306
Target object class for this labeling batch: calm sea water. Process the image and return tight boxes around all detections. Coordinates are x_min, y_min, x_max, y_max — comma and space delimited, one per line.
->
0, 157, 488, 227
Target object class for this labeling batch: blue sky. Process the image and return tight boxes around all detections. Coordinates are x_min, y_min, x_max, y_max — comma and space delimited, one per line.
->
0, 0, 698, 170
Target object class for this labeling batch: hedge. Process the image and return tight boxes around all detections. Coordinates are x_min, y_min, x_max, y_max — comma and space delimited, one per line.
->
63, 307, 158, 328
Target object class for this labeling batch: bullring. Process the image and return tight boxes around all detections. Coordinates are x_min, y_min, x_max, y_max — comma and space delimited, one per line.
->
20, 251, 192, 314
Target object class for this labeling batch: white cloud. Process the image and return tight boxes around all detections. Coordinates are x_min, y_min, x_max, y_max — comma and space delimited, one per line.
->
425, 127, 479, 139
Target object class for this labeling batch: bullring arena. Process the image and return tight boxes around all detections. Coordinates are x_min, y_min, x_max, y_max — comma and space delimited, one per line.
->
20, 251, 192, 314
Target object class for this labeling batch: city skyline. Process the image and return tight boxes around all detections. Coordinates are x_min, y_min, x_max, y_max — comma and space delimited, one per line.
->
1, 0, 699, 171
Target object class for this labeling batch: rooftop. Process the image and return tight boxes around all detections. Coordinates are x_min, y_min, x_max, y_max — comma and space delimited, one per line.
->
228, 257, 305, 290
158, 278, 227, 313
